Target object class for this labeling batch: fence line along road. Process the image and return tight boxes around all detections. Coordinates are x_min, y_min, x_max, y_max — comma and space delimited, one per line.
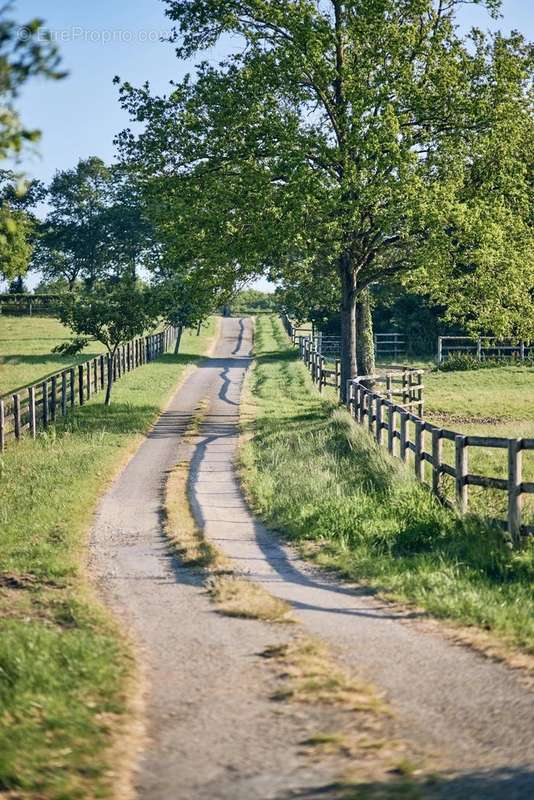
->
281, 314, 533, 548
0, 326, 179, 454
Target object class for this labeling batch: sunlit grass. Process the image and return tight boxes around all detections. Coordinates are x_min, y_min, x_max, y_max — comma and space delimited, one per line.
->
240, 316, 534, 654
0, 319, 216, 798
0, 315, 108, 396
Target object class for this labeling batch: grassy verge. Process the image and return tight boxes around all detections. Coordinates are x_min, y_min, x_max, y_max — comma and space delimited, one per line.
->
240, 315, 534, 655
0, 319, 217, 799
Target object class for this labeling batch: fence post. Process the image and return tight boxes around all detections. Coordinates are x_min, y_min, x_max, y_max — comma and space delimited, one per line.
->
414, 420, 424, 481
387, 404, 395, 454
417, 372, 424, 418
49, 376, 57, 421
100, 355, 105, 389
376, 397, 383, 445
87, 363, 92, 400
29, 386, 36, 438
335, 360, 341, 394
455, 435, 468, 514
70, 368, 75, 407
400, 410, 408, 463
368, 392, 374, 435
42, 381, 49, 428
78, 365, 85, 406
0, 398, 4, 452
61, 372, 67, 416
386, 374, 392, 401
13, 394, 21, 440
431, 429, 443, 496
93, 359, 98, 392
477, 339, 482, 362
346, 381, 354, 416
402, 370, 408, 407
437, 337, 443, 365
507, 439, 523, 548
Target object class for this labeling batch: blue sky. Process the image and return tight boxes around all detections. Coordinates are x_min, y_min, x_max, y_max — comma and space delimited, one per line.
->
9, 0, 534, 291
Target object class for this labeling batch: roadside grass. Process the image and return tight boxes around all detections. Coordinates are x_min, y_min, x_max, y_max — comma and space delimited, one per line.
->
207, 575, 295, 623
261, 637, 426, 795
0, 320, 216, 799
240, 315, 534, 655
0, 315, 107, 396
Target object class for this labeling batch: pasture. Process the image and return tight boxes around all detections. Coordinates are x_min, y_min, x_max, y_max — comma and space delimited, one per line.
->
318, 349, 534, 528
0, 315, 106, 397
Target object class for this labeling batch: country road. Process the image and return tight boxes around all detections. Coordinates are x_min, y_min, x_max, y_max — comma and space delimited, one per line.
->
91, 316, 534, 800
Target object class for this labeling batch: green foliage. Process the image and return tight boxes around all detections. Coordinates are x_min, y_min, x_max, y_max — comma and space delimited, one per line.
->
34, 158, 157, 289
0, 8, 64, 158
57, 279, 155, 356
57, 278, 157, 403
437, 353, 534, 372
0, 9, 64, 281
119, 0, 533, 386
241, 315, 534, 652
231, 289, 277, 314
52, 336, 89, 357
0, 202, 34, 280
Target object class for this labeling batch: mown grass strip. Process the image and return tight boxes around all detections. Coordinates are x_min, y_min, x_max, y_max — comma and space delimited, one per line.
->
240, 315, 534, 655
0, 319, 216, 799
164, 403, 295, 624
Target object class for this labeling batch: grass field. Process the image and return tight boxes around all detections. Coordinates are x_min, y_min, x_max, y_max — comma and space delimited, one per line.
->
323, 350, 534, 524
0, 316, 109, 396
0, 318, 216, 799
240, 315, 534, 655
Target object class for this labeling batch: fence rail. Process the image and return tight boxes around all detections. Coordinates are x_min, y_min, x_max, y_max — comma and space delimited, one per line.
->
438, 336, 534, 364
0, 326, 178, 453
0, 294, 63, 316
281, 316, 533, 547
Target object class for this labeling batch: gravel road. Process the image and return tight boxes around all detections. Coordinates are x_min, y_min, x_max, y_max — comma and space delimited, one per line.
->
91, 316, 534, 799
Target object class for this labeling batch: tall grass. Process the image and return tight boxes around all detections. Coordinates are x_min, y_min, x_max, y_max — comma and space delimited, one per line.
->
0, 320, 216, 798
241, 316, 534, 654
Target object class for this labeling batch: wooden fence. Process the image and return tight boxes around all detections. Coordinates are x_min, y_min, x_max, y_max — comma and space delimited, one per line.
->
0, 327, 178, 453
0, 294, 62, 316
283, 317, 534, 547
438, 336, 534, 364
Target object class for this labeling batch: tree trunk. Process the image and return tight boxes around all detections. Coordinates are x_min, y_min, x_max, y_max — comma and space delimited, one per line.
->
174, 325, 183, 355
339, 253, 357, 403
356, 288, 375, 377
105, 353, 114, 406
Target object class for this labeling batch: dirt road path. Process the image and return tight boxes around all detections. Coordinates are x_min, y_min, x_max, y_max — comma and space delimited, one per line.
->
92, 317, 534, 799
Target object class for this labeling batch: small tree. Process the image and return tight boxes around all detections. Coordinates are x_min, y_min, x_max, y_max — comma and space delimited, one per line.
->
57, 279, 156, 405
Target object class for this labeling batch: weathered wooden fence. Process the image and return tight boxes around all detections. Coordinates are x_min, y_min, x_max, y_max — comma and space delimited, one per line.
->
282, 317, 533, 547
438, 336, 534, 364
0, 327, 178, 453
346, 377, 534, 547
0, 294, 62, 316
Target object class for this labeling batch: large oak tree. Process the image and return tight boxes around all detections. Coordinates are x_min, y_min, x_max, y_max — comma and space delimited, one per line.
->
118, 0, 532, 394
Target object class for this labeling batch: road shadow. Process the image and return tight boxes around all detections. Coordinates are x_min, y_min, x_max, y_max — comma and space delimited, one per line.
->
274, 766, 534, 799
